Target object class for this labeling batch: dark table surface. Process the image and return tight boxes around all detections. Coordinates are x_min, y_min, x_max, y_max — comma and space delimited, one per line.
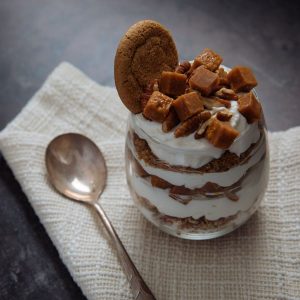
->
0, 0, 299, 299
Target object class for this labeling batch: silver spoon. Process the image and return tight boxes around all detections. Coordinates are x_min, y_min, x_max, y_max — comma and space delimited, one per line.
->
45, 133, 156, 300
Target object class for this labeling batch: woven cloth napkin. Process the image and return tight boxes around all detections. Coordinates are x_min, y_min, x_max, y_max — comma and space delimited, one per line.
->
0, 62, 299, 300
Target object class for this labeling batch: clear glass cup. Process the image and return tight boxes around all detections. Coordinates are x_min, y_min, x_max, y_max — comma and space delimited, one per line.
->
125, 95, 269, 240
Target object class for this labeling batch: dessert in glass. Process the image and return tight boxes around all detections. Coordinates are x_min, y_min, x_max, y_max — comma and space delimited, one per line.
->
115, 21, 269, 240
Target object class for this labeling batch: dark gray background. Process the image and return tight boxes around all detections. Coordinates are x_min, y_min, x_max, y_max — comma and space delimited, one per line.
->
0, 0, 299, 299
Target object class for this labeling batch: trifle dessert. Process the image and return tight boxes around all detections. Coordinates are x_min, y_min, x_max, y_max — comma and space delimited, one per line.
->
114, 20, 269, 239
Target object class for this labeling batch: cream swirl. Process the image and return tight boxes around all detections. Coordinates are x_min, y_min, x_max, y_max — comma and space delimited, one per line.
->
130, 101, 260, 168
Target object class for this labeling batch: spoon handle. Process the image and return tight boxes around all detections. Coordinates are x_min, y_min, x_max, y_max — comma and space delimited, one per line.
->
93, 202, 156, 300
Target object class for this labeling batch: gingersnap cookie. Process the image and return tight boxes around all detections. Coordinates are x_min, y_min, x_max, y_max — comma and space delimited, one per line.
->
114, 20, 179, 113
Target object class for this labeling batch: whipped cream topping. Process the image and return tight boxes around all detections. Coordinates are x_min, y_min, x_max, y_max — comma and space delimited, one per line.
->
130, 101, 261, 168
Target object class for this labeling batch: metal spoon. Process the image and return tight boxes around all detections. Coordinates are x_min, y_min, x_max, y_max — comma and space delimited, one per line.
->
45, 133, 156, 300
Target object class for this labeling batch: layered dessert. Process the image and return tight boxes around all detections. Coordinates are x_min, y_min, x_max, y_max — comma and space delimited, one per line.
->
115, 20, 269, 239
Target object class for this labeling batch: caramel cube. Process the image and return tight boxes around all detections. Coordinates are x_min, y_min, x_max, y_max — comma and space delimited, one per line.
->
143, 91, 173, 123
189, 66, 219, 96
162, 108, 180, 132
238, 92, 261, 123
193, 48, 223, 72
206, 118, 239, 149
227, 66, 257, 92
172, 92, 204, 121
160, 71, 187, 97
151, 176, 173, 189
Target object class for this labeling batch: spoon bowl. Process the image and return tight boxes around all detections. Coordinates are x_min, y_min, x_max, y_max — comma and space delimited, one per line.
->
45, 133, 106, 203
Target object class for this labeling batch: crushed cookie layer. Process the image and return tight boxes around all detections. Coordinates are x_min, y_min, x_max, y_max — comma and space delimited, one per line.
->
132, 130, 263, 173
133, 193, 238, 231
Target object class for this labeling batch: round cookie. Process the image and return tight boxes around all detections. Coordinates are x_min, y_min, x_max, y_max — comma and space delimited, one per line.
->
114, 20, 179, 113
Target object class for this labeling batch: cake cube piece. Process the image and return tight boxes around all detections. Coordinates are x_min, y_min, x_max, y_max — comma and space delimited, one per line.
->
193, 48, 223, 72
143, 91, 173, 123
172, 92, 204, 121
140, 80, 156, 110
151, 176, 173, 189
160, 71, 187, 97
162, 108, 180, 132
227, 66, 257, 92
238, 92, 261, 123
189, 66, 219, 96
206, 118, 239, 149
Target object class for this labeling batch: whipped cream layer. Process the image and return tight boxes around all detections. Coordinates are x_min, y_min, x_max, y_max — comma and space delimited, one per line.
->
130, 101, 260, 168
129, 157, 268, 220
128, 134, 266, 188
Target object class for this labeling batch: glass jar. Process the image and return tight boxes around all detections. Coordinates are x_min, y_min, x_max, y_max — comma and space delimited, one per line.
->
125, 101, 269, 240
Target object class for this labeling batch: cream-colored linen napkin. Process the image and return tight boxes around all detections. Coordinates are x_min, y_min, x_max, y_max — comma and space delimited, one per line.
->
0, 62, 299, 300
